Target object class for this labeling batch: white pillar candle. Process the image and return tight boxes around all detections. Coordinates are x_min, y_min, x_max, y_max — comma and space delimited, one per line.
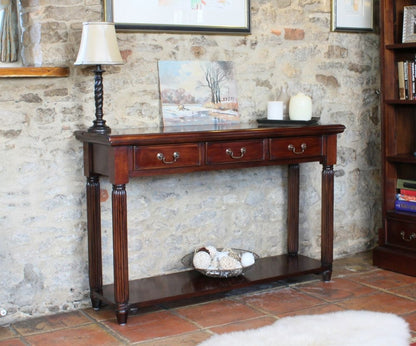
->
289, 93, 312, 121
267, 101, 284, 120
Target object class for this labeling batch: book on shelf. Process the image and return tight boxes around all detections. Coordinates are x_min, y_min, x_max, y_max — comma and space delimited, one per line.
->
404, 61, 409, 100
397, 178, 416, 191
412, 62, 415, 100
397, 58, 416, 100
408, 61, 413, 100
396, 193, 416, 202
399, 188, 416, 197
395, 199, 416, 213
398, 61, 405, 100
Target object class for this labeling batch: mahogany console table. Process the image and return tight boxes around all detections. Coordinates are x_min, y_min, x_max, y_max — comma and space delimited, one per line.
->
75, 123, 345, 325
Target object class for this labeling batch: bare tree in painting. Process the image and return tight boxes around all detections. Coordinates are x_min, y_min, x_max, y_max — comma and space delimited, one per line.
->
203, 61, 233, 104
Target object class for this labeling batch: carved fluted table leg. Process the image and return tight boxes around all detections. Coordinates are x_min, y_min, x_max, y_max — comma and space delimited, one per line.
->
112, 184, 129, 325
288, 164, 300, 256
321, 165, 334, 281
86, 175, 103, 310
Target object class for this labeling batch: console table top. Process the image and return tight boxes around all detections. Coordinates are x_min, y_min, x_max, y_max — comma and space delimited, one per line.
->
75, 122, 346, 146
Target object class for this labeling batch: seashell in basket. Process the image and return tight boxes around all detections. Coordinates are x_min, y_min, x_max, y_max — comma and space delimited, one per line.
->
192, 250, 211, 269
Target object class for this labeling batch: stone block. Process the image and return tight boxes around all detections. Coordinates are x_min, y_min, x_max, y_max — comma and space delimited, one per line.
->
284, 28, 305, 40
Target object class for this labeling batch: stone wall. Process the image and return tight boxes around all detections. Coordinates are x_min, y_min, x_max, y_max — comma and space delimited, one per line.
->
0, 0, 381, 324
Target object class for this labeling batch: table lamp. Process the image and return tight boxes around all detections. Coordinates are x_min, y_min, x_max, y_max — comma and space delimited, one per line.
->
75, 22, 124, 134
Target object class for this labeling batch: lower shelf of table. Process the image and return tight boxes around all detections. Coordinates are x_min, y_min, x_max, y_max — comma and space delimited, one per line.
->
96, 254, 326, 309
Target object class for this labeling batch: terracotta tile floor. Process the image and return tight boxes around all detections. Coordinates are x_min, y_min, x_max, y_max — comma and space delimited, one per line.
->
2, 251, 416, 345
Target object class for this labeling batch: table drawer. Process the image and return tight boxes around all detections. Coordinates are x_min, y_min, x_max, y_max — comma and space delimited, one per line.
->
387, 218, 416, 250
206, 139, 265, 164
133, 144, 201, 170
269, 136, 322, 160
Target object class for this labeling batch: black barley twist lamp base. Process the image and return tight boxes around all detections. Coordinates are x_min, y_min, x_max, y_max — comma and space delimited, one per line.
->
88, 64, 111, 135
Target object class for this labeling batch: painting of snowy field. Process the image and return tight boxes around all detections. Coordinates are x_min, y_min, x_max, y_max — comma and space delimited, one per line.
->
158, 60, 240, 126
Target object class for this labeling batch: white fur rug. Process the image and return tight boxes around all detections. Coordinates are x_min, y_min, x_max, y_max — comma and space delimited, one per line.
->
198, 310, 410, 346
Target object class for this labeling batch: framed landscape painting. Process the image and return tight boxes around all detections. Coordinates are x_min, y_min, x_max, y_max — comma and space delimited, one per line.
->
158, 60, 240, 127
105, 0, 250, 33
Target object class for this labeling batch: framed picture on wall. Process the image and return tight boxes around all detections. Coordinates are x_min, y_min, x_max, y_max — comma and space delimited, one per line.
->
402, 6, 416, 43
331, 0, 373, 32
104, 0, 250, 34
158, 60, 240, 127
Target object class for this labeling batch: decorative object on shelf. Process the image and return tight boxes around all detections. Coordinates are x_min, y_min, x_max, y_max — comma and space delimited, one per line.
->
331, 0, 373, 32
158, 60, 240, 127
256, 117, 319, 127
182, 247, 258, 278
289, 93, 312, 121
267, 101, 284, 120
402, 6, 416, 43
74, 22, 124, 134
104, 0, 250, 34
276, 83, 290, 118
0, 0, 19, 62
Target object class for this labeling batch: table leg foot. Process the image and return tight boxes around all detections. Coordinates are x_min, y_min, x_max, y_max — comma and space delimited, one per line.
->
91, 296, 102, 311
322, 267, 332, 282
116, 305, 129, 325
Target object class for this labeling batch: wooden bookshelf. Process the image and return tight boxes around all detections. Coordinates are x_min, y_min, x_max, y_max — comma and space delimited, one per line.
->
373, 0, 416, 276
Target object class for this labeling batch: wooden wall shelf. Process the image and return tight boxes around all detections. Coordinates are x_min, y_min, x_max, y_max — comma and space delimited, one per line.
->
0, 66, 69, 78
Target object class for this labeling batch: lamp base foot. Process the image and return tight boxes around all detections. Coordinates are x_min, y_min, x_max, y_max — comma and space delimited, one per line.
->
88, 124, 111, 135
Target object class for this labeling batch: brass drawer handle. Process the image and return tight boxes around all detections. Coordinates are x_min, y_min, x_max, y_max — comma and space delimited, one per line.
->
157, 152, 180, 164
288, 143, 307, 155
226, 147, 246, 159
400, 231, 416, 242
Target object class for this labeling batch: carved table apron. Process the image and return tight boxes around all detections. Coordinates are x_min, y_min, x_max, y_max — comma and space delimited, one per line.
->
75, 123, 345, 325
